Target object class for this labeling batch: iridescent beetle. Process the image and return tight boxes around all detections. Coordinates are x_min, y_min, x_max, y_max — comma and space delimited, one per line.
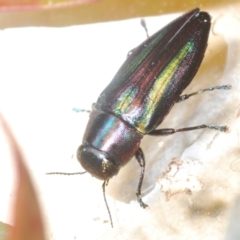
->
49, 8, 231, 227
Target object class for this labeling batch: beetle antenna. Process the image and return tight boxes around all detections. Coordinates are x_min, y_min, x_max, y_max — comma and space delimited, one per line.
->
102, 181, 113, 228
46, 172, 86, 175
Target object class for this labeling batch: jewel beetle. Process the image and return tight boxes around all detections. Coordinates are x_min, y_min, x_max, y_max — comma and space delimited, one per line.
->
48, 8, 231, 227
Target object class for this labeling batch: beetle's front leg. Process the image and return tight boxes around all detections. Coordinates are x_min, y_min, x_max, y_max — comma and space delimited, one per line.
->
135, 147, 148, 209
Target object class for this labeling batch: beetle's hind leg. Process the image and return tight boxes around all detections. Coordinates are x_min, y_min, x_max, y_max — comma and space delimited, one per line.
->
176, 84, 231, 102
135, 147, 148, 209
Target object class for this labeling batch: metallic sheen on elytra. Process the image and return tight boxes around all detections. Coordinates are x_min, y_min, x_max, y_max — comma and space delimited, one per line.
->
75, 8, 230, 226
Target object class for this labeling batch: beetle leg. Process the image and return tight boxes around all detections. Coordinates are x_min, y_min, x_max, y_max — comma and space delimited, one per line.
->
148, 124, 228, 136
135, 147, 148, 209
72, 108, 91, 113
176, 84, 231, 102
140, 19, 149, 38
127, 19, 149, 58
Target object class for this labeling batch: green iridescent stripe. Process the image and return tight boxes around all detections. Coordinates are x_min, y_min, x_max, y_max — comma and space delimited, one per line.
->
112, 31, 168, 114
124, 30, 167, 79
136, 41, 194, 131
114, 87, 138, 115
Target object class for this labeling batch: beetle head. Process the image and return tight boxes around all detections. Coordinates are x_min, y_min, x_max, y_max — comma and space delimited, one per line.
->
77, 144, 120, 180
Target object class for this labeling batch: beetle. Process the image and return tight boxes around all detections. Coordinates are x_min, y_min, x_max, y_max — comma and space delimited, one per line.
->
48, 8, 231, 227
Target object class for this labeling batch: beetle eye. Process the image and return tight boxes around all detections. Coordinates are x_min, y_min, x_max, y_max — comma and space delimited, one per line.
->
77, 144, 120, 180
